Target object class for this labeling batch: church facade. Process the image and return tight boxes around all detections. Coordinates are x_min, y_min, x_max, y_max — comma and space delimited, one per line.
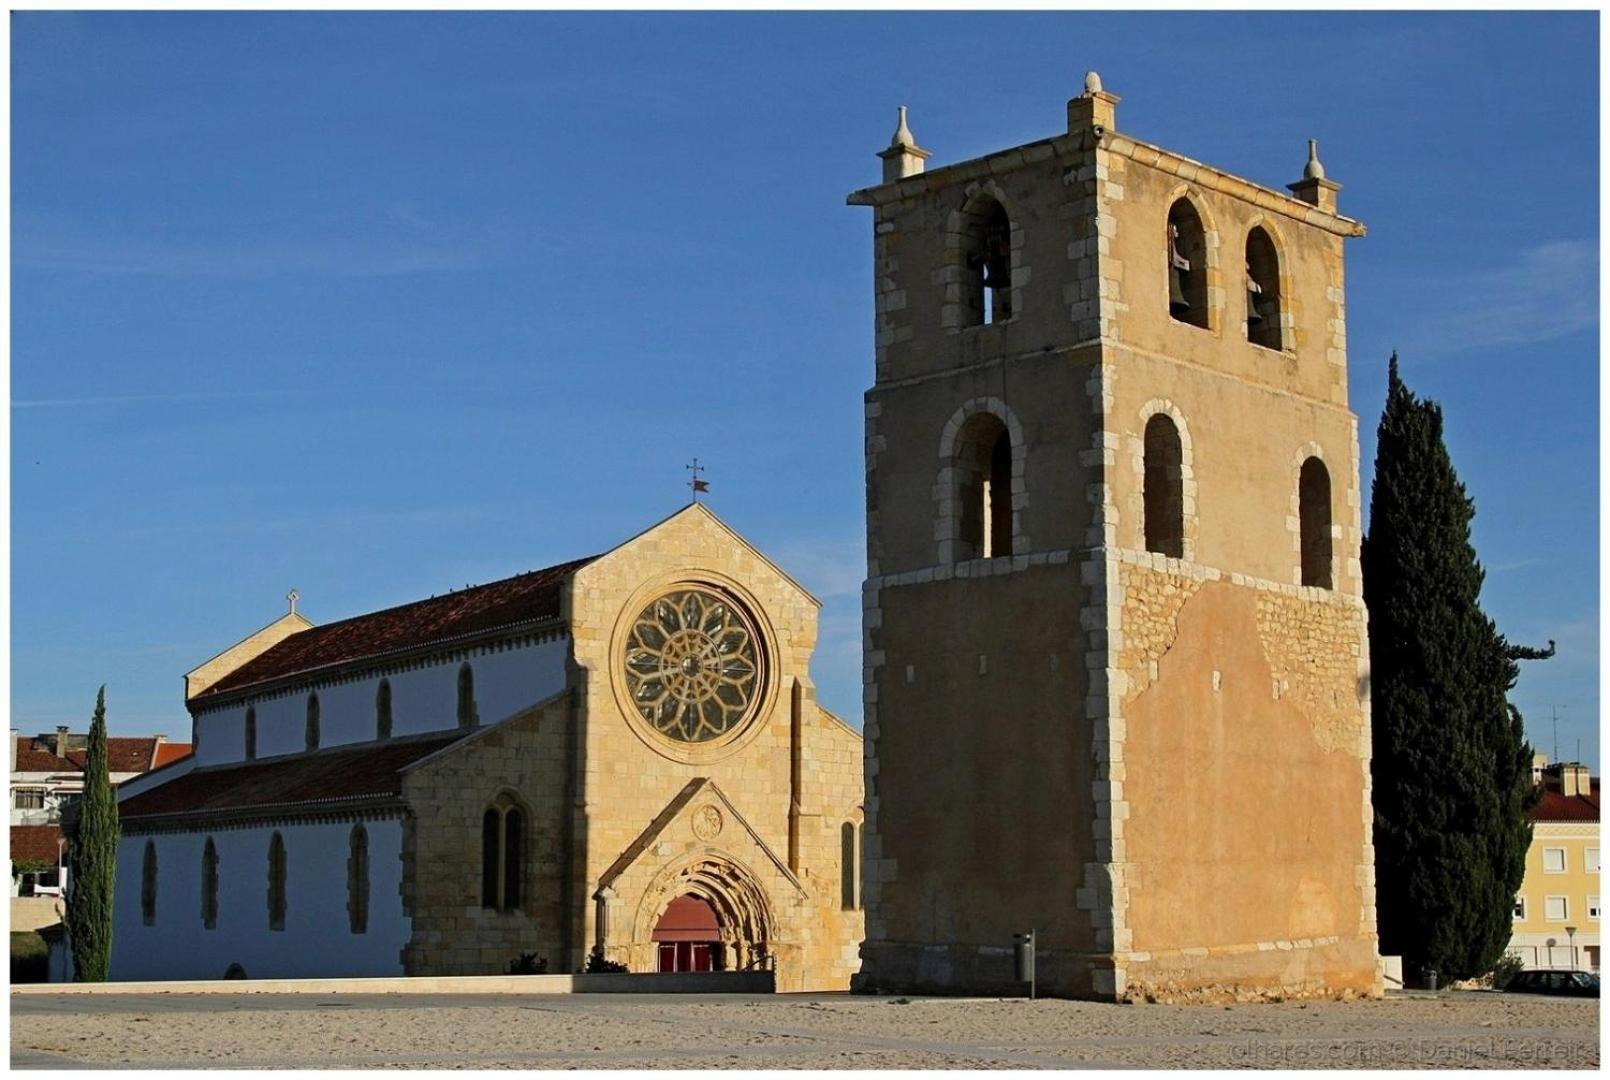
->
111, 505, 864, 991
849, 77, 1381, 1001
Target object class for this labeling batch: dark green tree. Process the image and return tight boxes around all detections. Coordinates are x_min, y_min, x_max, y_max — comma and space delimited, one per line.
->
65, 686, 119, 981
1363, 355, 1551, 982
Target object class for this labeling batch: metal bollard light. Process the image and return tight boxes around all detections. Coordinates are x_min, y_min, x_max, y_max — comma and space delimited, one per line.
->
1014, 929, 1037, 999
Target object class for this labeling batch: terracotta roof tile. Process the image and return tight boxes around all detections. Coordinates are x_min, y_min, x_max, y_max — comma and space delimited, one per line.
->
11, 825, 64, 863
197, 556, 597, 700
13, 737, 161, 775
1532, 784, 1600, 823
152, 743, 193, 768
118, 733, 465, 823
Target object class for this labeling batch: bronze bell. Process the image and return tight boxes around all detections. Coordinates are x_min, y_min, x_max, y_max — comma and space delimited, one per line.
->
1168, 224, 1192, 315
1246, 270, 1265, 325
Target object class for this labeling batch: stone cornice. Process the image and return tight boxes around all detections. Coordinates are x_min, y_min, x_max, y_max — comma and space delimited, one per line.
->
121, 798, 405, 836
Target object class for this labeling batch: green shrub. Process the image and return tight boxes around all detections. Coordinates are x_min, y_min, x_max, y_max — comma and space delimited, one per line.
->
584, 950, 628, 974
507, 952, 548, 975
11, 931, 49, 984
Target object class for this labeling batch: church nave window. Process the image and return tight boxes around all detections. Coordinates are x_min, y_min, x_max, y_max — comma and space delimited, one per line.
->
481, 795, 524, 913
305, 693, 320, 752
457, 663, 478, 729
141, 840, 158, 926
267, 832, 287, 931
244, 707, 257, 761
347, 824, 370, 934
376, 679, 393, 740
201, 838, 219, 930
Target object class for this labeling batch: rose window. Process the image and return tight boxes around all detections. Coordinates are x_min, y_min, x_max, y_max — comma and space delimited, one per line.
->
623, 589, 762, 743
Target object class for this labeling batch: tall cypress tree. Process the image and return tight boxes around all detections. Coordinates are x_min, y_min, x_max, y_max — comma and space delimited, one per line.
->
66, 686, 119, 981
1363, 355, 1549, 982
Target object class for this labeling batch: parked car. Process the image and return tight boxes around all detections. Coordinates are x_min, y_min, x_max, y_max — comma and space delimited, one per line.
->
1505, 970, 1599, 997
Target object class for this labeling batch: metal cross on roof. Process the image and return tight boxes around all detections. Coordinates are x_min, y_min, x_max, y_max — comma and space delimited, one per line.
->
686, 458, 709, 501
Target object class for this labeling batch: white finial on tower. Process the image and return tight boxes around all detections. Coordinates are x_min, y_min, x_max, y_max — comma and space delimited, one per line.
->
1303, 138, 1326, 180
1084, 70, 1103, 94
878, 104, 931, 182
287, 588, 299, 615
890, 105, 916, 149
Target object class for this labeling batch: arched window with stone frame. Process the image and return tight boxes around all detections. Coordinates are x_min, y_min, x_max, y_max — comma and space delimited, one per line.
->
957, 194, 1014, 327
375, 679, 393, 740
480, 794, 524, 912
952, 413, 1013, 561
457, 663, 478, 729
305, 692, 320, 752
201, 837, 219, 930
1167, 197, 1210, 329
1299, 457, 1334, 589
840, 821, 861, 911
1143, 413, 1185, 558
1245, 226, 1284, 350
347, 823, 370, 934
267, 832, 287, 931
140, 840, 158, 926
244, 706, 257, 761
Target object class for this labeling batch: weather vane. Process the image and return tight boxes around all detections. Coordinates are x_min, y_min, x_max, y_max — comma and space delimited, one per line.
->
686, 458, 709, 502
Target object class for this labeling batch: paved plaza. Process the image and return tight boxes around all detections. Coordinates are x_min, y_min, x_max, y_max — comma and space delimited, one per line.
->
10, 989, 1599, 1069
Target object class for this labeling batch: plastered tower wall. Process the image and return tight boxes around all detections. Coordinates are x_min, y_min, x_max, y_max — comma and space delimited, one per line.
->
851, 106, 1107, 997
851, 78, 1379, 1000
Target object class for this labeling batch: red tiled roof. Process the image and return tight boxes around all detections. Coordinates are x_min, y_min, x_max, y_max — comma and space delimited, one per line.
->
152, 742, 193, 768
1533, 783, 1600, 823
197, 556, 597, 700
11, 825, 64, 863
13, 737, 162, 775
118, 733, 466, 823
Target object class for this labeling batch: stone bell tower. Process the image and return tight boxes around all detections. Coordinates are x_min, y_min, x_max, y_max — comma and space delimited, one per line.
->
849, 74, 1381, 1001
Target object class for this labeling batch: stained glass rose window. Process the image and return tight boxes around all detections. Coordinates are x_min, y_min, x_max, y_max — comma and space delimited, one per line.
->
623, 588, 761, 743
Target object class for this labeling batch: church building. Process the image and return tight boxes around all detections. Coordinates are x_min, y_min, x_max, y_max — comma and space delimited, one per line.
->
110, 505, 864, 991
850, 76, 1381, 1001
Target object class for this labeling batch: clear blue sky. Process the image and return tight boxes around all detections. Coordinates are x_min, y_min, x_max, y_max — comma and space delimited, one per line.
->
11, 11, 1599, 767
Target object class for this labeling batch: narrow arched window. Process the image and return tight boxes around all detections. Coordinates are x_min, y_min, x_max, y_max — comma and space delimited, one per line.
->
141, 840, 158, 926
841, 822, 859, 911
1246, 227, 1283, 350
244, 707, 257, 761
1299, 457, 1333, 589
305, 693, 320, 752
375, 679, 392, 741
503, 808, 523, 910
1143, 414, 1185, 558
480, 795, 523, 912
201, 837, 219, 930
960, 196, 1013, 327
457, 663, 478, 728
267, 832, 287, 931
347, 824, 369, 934
1167, 198, 1209, 329
954, 413, 1013, 560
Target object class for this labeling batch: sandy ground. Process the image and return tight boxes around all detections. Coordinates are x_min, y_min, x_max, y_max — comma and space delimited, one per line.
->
10, 989, 1599, 1070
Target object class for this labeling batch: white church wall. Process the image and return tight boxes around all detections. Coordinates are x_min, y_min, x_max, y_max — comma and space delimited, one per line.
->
190, 637, 570, 766
110, 817, 407, 982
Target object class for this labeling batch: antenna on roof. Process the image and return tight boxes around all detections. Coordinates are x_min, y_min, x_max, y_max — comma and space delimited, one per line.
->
287, 589, 299, 616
